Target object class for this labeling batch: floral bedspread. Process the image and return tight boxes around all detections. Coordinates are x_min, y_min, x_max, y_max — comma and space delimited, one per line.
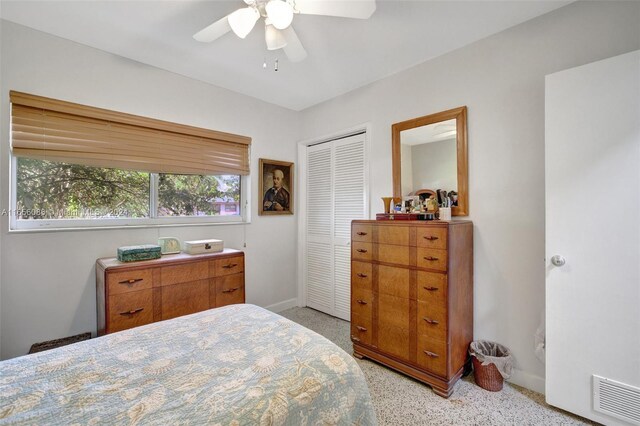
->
0, 304, 376, 425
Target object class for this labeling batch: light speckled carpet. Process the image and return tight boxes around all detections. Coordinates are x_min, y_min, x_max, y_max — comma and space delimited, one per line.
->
280, 307, 594, 426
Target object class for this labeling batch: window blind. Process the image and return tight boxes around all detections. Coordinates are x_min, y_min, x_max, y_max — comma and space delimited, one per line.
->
10, 91, 251, 175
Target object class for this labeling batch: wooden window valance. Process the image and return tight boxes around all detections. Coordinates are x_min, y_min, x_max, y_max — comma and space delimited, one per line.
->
10, 91, 251, 175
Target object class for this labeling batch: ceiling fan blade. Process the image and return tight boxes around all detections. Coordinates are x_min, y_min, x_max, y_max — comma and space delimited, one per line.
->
193, 16, 232, 43
281, 26, 307, 62
293, 0, 376, 19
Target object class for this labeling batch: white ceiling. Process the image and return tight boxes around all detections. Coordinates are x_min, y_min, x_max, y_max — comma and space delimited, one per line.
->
0, 0, 569, 111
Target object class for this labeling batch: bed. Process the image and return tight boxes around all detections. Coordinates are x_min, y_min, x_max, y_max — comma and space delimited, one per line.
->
0, 304, 376, 425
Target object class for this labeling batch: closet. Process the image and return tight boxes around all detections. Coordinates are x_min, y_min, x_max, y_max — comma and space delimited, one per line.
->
304, 133, 368, 320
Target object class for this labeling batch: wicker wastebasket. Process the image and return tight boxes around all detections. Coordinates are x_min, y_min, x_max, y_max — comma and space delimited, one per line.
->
469, 341, 513, 392
472, 356, 504, 391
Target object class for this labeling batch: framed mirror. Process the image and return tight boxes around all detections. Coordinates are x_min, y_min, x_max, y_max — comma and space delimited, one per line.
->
392, 106, 468, 216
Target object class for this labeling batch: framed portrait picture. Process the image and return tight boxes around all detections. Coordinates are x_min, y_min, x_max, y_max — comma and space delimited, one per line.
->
259, 159, 294, 216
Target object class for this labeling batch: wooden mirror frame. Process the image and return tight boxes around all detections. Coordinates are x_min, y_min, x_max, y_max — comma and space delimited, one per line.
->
392, 106, 468, 216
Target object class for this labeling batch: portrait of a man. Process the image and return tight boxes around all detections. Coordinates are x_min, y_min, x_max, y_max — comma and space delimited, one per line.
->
259, 159, 294, 215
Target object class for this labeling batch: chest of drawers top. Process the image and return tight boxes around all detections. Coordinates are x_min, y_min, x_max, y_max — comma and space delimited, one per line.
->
97, 248, 243, 272
352, 220, 472, 242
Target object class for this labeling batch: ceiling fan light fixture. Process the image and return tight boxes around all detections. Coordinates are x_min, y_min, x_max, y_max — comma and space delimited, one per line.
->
265, 0, 294, 30
265, 23, 287, 50
228, 7, 260, 39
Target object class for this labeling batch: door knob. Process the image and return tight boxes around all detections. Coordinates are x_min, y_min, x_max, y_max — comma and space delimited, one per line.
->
551, 255, 566, 267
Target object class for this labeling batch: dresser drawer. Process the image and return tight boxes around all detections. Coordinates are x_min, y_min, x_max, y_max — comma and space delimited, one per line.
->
378, 265, 410, 299
378, 323, 410, 360
351, 314, 372, 346
416, 227, 447, 250
352, 242, 373, 262
417, 271, 447, 304
352, 224, 373, 242
108, 289, 153, 333
352, 287, 373, 319
214, 274, 245, 307
378, 244, 410, 266
212, 256, 245, 277
378, 293, 410, 330
160, 261, 208, 286
351, 261, 373, 291
161, 279, 210, 321
107, 269, 152, 295
377, 225, 409, 246
417, 301, 447, 341
416, 248, 448, 271
417, 335, 448, 377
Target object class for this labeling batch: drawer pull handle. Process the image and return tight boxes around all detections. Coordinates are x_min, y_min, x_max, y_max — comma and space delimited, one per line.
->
352, 336, 361, 342
356, 326, 368, 332
423, 286, 439, 291
222, 263, 238, 269
357, 273, 368, 278
423, 317, 439, 325
118, 278, 143, 285
356, 299, 368, 305
423, 256, 439, 261
423, 350, 440, 358
119, 308, 144, 316
356, 249, 368, 253
423, 236, 439, 241
356, 232, 368, 236
222, 287, 240, 293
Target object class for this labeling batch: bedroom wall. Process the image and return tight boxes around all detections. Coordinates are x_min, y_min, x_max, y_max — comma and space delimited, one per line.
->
0, 21, 301, 359
297, 1, 640, 393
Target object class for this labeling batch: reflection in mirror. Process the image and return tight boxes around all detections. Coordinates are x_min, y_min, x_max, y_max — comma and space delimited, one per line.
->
392, 106, 468, 216
400, 118, 457, 197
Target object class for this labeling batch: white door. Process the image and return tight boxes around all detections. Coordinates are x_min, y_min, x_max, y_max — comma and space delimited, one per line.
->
545, 50, 640, 425
305, 133, 367, 320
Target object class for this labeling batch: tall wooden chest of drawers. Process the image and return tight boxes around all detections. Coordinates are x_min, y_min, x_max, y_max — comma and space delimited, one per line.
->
351, 220, 473, 397
96, 249, 244, 335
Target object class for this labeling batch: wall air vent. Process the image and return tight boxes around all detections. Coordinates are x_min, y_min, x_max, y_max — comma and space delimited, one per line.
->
593, 375, 640, 425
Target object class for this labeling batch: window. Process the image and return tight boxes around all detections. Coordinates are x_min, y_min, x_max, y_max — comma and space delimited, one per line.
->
12, 158, 244, 229
9, 91, 251, 230
158, 174, 240, 217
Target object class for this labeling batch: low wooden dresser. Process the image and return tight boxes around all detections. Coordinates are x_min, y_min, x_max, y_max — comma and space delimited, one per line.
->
350, 220, 473, 397
96, 249, 244, 335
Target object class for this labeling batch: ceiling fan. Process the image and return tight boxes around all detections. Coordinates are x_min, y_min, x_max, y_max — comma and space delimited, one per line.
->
193, 0, 377, 62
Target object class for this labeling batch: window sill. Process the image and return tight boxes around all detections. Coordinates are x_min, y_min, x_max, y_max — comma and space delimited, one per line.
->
8, 220, 252, 234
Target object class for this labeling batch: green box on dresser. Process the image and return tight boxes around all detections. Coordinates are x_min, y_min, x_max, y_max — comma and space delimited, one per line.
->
117, 245, 162, 262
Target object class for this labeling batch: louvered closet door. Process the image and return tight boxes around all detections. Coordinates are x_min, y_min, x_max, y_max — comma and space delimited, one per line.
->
306, 143, 334, 314
306, 133, 367, 320
332, 135, 367, 320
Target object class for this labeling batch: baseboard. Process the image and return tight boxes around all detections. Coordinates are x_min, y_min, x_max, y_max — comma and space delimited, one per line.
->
264, 298, 298, 313
508, 368, 546, 394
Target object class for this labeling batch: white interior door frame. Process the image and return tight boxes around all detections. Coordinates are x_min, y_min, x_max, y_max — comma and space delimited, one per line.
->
296, 123, 371, 308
